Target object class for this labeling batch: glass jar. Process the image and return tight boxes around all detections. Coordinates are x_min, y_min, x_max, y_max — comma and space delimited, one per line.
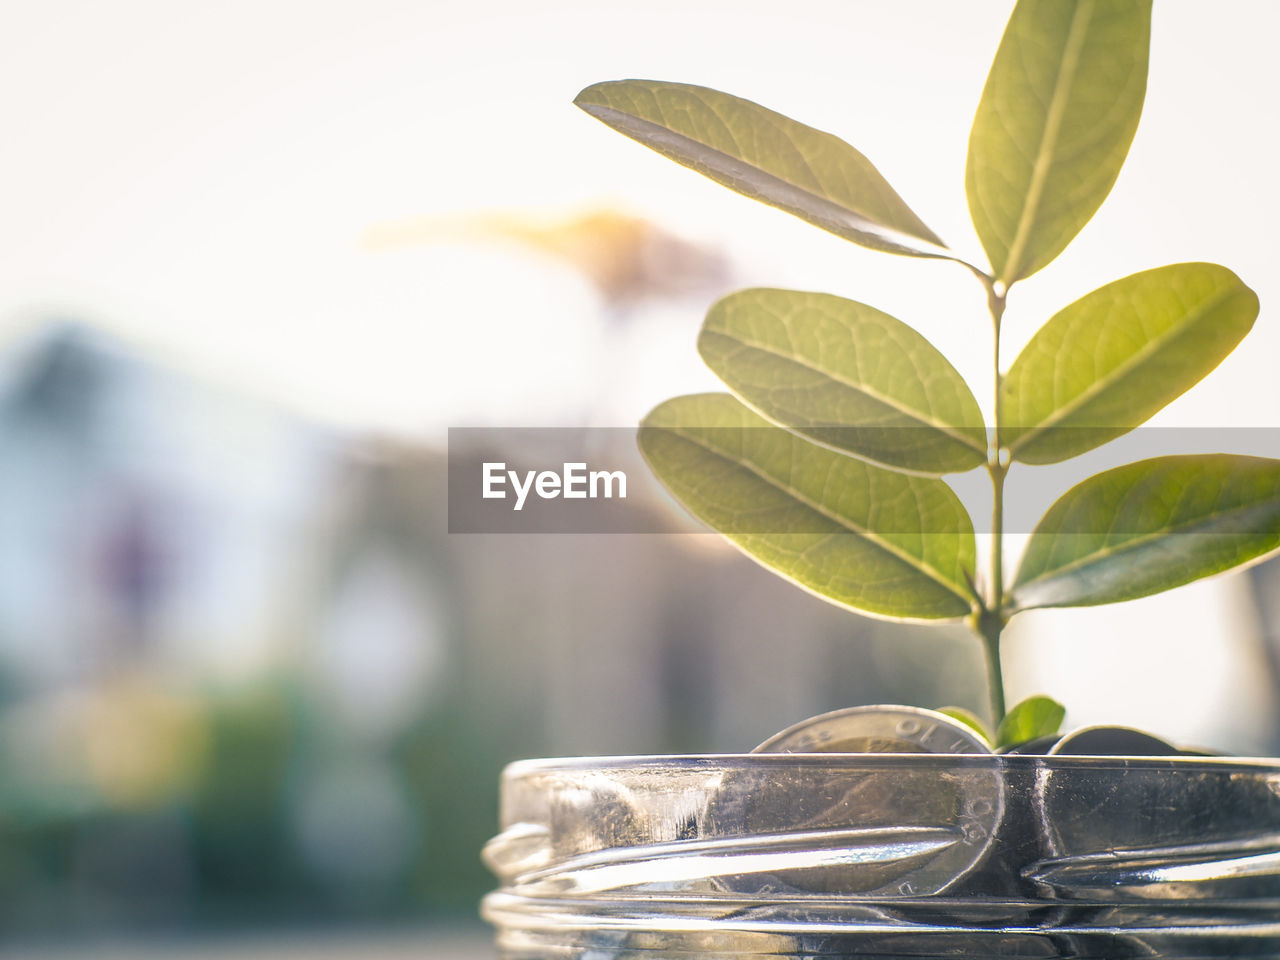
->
483, 754, 1280, 958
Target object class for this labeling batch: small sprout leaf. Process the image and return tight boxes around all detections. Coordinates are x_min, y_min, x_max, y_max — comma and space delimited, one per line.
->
700, 289, 987, 475
966, 0, 1152, 284
996, 696, 1066, 749
937, 706, 994, 746
1012, 455, 1280, 610
639, 394, 978, 621
1002, 263, 1258, 465
575, 80, 951, 259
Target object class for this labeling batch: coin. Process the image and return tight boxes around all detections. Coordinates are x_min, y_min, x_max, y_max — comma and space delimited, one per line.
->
1046, 725, 1178, 757
752, 704, 996, 756
738, 706, 1005, 897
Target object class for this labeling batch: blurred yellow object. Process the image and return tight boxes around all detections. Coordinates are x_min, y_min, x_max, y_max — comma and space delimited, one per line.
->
362, 207, 729, 307
77, 672, 211, 809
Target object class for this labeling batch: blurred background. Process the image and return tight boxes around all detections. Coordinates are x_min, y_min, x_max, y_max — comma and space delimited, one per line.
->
2, 0, 1279, 956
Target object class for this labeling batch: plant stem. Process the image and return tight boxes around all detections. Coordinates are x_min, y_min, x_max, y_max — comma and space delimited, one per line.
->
981, 462, 1009, 725
989, 462, 1006, 613
977, 607, 1006, 725
982, 281, 1009, 726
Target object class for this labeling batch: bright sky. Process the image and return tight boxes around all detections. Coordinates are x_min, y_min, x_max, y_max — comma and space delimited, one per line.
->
4, 1, 1278, 431
3, 0, 1279, 747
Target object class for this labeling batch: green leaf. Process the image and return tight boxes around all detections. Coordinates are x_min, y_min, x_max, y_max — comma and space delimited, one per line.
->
639, 394, 978, 621
699, 288, 987, 475
1002, 263, 1259, 464
966, 0, 1151, 285
937, 706, 994, 745
1011, 455, 1280, 610
575, 79, 948, 259
995, 696, 1066, 748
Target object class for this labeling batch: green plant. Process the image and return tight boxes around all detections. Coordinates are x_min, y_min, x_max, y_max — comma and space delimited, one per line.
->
575, 0, 1280, 742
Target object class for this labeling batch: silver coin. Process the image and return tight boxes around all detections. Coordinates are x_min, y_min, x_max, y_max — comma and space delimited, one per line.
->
753, 704, 995, 756
1045, 724, 1178, 757
745, 706, 1005, 897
